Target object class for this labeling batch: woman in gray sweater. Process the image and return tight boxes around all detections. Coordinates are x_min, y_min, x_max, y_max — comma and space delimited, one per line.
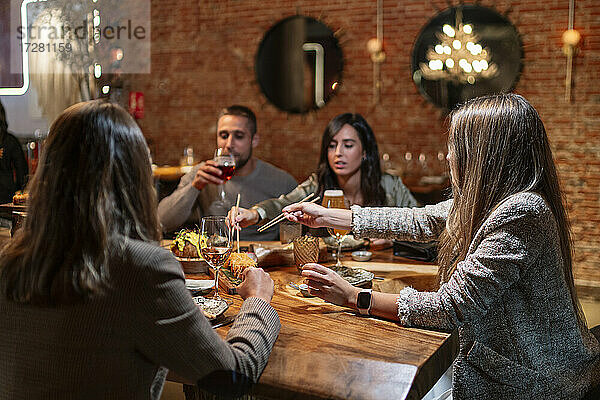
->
0, 101, 280, 399
283, 94, 600, 399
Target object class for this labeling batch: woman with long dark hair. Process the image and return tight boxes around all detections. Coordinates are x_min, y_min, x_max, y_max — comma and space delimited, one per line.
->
282, 94, 600, 398
229, 113, 417, 228
0, 101, 280, 399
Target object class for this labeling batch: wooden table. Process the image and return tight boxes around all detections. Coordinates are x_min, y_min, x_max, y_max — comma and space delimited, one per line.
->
176, 243, 457, 400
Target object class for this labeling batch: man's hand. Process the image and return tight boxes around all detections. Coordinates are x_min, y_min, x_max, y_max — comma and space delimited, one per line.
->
236, 267, 275, 303
227, 206, 259, 229
192, 160, 224, 191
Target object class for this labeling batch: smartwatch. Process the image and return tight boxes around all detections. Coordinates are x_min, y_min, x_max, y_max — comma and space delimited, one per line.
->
356, 289, 372, 315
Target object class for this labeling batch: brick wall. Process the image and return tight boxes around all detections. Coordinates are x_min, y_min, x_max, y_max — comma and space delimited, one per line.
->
126, 0, 600, 285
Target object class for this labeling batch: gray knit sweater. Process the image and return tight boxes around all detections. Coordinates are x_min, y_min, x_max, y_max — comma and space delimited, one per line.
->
352, 192, 600, 399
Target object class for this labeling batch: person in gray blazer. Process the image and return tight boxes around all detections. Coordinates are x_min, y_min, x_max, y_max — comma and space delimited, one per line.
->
0, 100, 280, 399
282, 93, 600, 399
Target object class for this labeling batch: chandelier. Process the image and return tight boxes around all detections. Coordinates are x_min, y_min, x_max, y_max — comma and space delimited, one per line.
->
419, 9, 498, 84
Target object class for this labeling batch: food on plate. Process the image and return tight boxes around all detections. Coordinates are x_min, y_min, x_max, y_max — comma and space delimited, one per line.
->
193, 297, 228, 320
226, 252, 257, 278
12, 191, 28, 205
171, 229, 207, 258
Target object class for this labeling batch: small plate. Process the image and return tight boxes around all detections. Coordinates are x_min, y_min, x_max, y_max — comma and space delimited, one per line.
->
351, 250, 372, 262
193, 296, 229, 320
186, 279, 214, 295
331, 266, 374, 287
186, 279, 214, 289
174, 255, 204, 262
288, 282, 314, 297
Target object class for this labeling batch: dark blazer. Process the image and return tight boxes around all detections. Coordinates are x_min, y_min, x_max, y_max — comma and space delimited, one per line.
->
0, 238, 280, 399
0, 132, 28, 204
352, 192, 600, 399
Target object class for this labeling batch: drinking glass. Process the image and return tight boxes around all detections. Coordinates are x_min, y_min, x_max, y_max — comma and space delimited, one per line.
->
213, 148, 236, 201
322, 190, 350, 268
293, 235, 320, 273
200, 216, 233, 300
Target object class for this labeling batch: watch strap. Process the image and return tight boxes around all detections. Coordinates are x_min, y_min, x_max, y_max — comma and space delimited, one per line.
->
357, 289, 373, 315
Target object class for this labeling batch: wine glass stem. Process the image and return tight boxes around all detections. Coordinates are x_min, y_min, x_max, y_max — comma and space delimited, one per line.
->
335, 237, 343, 267
213, 267, 221, 300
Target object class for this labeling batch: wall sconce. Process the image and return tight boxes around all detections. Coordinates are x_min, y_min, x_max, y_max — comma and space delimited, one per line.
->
367, 38, 386, 63
562, 29, 581, 56
562, 28, 581, 102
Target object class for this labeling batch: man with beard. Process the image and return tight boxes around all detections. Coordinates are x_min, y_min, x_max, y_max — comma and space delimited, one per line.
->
158, 105, 296, 241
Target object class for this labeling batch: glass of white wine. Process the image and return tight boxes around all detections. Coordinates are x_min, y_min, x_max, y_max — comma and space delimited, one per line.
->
200, 216, 232, 300
322, 190, 350, 268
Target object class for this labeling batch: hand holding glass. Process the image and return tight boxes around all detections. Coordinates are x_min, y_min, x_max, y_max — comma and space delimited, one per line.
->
212, 148, 235, 200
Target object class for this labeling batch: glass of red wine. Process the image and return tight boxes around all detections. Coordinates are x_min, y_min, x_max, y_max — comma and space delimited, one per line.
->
213, 148, 236, 201
200, 216, 232, 300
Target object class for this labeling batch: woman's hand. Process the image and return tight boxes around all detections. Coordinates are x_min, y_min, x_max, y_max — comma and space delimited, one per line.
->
282, 202, 328, 228
236, 267, 275, 303
301, 263, 359, 308
283, 202, 353, 231
227, 206, 259, 229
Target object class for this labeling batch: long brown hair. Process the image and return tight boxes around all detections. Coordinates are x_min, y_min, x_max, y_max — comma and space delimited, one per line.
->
316, 113, 386, 206
0, 100, 161, 304
437, 93, 585, 326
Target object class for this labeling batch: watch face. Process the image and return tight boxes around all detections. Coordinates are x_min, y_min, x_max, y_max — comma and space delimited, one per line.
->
357, 291, 371, 309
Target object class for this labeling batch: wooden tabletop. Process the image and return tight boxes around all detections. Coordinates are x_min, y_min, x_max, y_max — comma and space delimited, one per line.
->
180, 242, 457, 400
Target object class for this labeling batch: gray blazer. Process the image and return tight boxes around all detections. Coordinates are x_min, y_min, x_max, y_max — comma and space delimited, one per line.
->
0, 239, 280, 400
352, 192, 600, 399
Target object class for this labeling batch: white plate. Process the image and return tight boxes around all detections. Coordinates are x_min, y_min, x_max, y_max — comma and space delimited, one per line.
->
185, 279, 214, 291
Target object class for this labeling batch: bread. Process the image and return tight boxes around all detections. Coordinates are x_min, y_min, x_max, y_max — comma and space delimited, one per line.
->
171, 229, 206, 258
12, 191, 28, 205
226, 252, 257, 278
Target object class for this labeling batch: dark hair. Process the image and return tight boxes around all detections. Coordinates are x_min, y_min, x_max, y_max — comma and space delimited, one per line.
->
0, 100, 8, 142
218, 105, 257, 136
437, 93, 585, 327
0, 100, 161, 304
316, 113, 386, 206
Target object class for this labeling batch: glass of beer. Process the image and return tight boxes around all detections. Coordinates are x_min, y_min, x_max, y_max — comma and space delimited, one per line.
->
213, 148, 236, 200
322, 190, 350, 268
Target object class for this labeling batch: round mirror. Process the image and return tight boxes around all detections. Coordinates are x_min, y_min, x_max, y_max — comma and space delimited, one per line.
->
256, 16, 343, 114
411, 5, 522, 111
